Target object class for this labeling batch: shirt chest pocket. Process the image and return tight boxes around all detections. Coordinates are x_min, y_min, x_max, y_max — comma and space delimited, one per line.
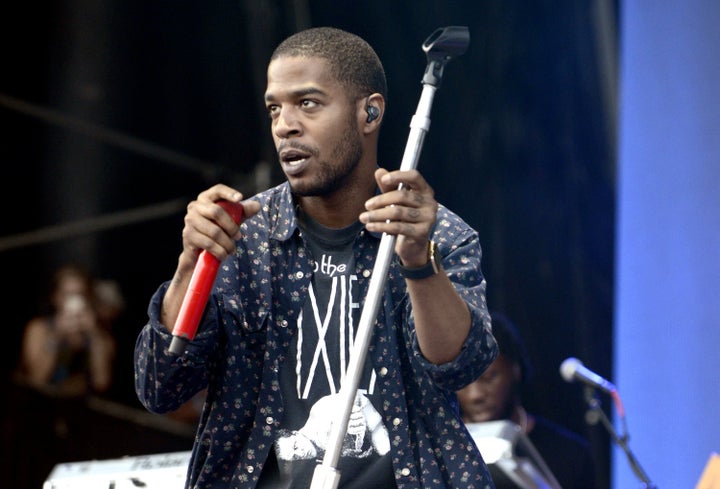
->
221, 293, 270, 336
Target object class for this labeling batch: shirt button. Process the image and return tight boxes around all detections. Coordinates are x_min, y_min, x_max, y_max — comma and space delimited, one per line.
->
295, 271, 304, 279
280, 319, 288, 328
362, 269, 371, 278
379, 367, 388, 376
392, 418, 401, 426
401, 467, 410, 476
266, 416, 274, 425
246, 466, 254, 473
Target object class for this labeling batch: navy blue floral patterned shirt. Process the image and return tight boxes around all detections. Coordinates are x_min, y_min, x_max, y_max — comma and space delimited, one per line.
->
134, 181, 498, 488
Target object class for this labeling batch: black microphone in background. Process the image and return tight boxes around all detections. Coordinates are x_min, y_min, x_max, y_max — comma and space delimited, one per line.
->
559, 357, 617, 393
562, 359, 655, 487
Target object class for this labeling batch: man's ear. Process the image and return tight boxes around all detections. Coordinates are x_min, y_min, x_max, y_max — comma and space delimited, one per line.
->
361, 93, 385, 132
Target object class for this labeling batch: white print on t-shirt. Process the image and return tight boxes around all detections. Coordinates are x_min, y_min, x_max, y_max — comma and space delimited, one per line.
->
295, 275, 378, 399
275, 391, 390, 461
312, 253, 347, 277
277, 245, 390, 470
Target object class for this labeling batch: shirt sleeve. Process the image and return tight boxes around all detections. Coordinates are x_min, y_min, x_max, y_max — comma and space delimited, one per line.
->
408, 214, 499, 392
134, 281, 214, 413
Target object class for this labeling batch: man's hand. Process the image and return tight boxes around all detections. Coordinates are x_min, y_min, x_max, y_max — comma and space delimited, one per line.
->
161, 184, 261, 332
359, 168, 438, 267
181, 184, 261, 265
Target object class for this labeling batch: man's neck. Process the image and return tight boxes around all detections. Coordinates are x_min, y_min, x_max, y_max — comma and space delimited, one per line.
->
296, 172, 377, 228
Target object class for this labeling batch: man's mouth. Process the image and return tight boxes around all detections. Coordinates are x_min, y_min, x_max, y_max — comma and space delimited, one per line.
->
279, 148, 312, 176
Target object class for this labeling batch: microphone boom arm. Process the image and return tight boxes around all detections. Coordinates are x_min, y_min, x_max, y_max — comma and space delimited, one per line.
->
582, 386, 657, 488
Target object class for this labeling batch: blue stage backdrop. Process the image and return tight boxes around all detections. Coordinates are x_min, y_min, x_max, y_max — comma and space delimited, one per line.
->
614, 1, 720, 488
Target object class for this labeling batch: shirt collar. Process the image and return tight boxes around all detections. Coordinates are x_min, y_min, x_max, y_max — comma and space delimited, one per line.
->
267, 182, 300, 242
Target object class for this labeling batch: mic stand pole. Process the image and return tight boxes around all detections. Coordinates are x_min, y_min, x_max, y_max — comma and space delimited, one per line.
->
309, 26, 470, 489
583, 386, 657, 489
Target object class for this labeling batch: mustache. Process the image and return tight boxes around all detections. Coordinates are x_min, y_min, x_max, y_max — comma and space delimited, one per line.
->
277, 141, 317, 157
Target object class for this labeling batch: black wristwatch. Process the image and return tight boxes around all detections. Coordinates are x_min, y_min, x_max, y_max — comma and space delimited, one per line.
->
398, 240, 442, 280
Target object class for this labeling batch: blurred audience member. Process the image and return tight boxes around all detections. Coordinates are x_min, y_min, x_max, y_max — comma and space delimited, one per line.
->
16, 264, 116, 397
457, 311, 598, 489
94, 278, 126, 334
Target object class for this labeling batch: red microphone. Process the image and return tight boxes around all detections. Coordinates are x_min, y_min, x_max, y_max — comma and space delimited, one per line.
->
168, 200, 244, 355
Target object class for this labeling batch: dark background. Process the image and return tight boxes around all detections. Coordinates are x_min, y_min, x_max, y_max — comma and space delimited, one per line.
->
0, 1, 617, 488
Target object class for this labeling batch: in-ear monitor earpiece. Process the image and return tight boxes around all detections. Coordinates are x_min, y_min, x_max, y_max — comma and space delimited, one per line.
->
366, 105, 379, 122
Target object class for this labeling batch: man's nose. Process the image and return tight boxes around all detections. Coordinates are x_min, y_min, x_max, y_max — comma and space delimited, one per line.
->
274, 107, 302, 139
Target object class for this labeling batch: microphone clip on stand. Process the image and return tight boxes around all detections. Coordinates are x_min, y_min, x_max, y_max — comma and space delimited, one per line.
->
582, 386, 657, 489
308, 26, 470, 489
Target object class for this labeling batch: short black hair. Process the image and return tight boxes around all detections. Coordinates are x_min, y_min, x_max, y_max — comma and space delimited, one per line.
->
271, 27, 388, 101
489, 311, 533, 385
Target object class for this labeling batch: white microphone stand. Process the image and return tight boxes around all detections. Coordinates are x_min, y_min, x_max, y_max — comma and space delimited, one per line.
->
309, 26, 471, 489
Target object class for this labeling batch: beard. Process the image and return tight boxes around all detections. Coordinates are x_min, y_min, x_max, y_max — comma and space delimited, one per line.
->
289, 114, 363, 197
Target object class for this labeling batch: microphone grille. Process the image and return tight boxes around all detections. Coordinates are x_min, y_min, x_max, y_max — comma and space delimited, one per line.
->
559, 357, 582, 382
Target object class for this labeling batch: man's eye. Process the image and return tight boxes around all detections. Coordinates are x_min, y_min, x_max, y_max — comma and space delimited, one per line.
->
267, 105, 279, 118
301, 100, 318, 109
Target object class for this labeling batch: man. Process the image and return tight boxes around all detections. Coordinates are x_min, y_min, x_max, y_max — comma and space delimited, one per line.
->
135, 26, 498, 489
457, 312, 597, 488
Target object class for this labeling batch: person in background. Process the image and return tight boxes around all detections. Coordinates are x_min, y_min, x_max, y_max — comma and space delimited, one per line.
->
134, 26, 498, 489
457, 311, 597, 489
94, 278, 126, 334
17, 263, 116, 397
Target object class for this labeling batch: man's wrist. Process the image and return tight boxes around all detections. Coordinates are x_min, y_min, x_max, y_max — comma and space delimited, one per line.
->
398, 241, 441, 280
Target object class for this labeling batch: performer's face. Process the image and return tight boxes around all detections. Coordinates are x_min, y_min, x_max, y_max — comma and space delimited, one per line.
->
456, 354, 518, 424
264, 56, 365, 197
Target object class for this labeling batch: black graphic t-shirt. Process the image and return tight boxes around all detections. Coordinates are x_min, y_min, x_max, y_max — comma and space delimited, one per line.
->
260, 213, 395, 488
